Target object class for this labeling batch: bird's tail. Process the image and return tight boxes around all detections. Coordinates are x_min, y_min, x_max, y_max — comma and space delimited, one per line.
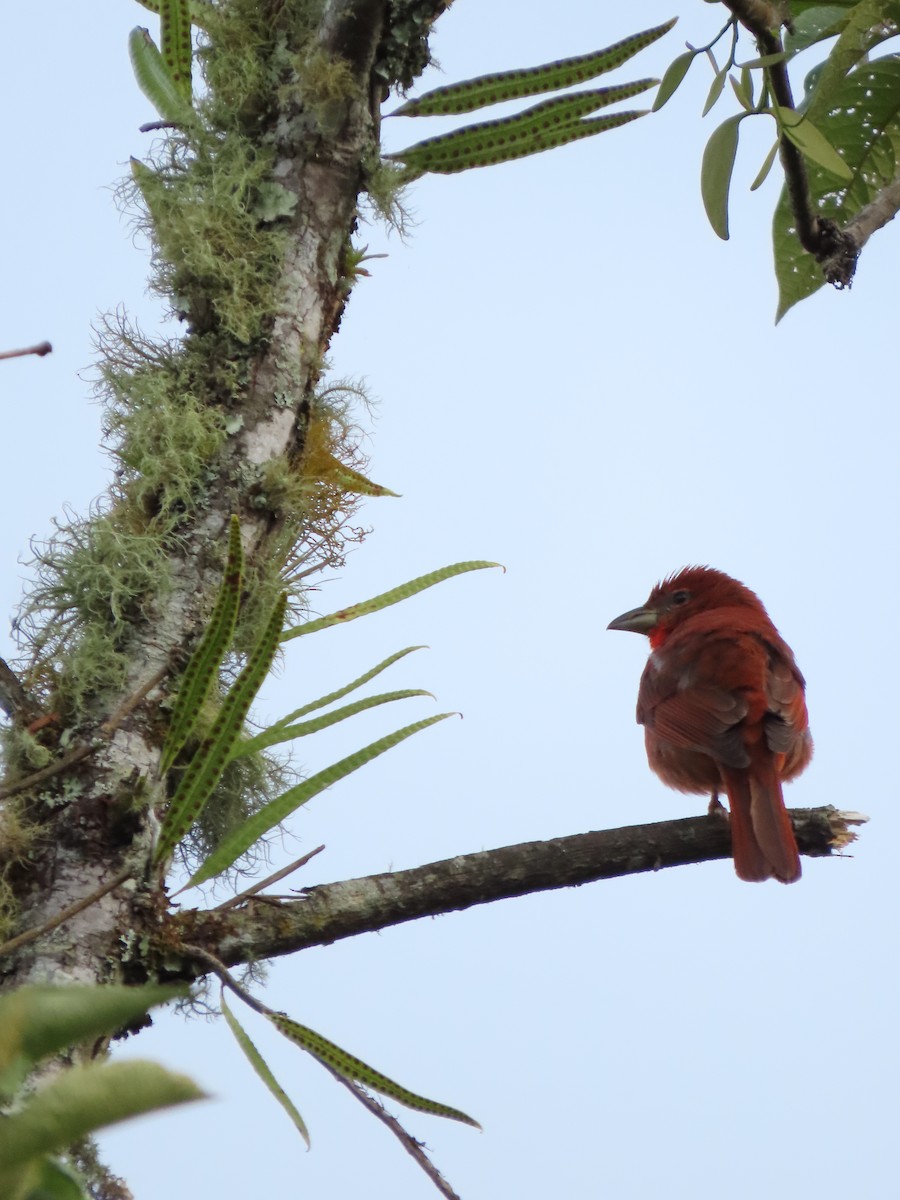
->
721, 758, 801, 884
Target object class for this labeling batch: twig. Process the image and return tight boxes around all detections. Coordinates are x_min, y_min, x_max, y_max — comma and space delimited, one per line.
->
209, 845, 325, 910
0, 740, 97, 801
0, 341, 52, 361
327, 1070, 463, 1200
0, 666, 168, 801
179, 942, 463, 1200
179, 942, 271, 1015
0, 865, 133, 959
100, 665, 169, 737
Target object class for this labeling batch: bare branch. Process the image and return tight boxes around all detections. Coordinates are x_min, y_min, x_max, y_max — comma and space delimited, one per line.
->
0, 341, 52, 361
175, 806, 865, 968
209, 845, 326, 911
328, 1070, 464, 1200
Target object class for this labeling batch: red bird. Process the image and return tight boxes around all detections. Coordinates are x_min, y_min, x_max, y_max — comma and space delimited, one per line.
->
608, 566, 812, 883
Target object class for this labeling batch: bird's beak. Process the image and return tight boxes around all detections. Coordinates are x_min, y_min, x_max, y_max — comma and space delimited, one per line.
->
607, 604, 658, 635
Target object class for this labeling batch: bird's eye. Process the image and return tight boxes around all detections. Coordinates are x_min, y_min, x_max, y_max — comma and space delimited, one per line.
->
671, 589, 691, 606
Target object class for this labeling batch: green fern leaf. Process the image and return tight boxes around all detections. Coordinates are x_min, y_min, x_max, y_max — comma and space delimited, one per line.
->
391, 19, 676, 116
221, 994, 310, 1148
127, 26, 195, 125
159, 515, 244, 775
282, 562, 501, 642
184, 713, 455, 887
155, 593, 288, 866
388, 84, 654, 174
269, 1014, 480, 1128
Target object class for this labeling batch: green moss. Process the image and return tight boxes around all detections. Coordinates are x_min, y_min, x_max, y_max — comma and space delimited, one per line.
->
15, 0, 389, 762
131, 137, 287, 343
20, 516, 171, 712
102, 357, 228, 520
0, 800, 45, 940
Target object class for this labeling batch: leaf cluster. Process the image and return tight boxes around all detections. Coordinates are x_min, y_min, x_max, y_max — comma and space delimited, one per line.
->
0, 984, 202, 1200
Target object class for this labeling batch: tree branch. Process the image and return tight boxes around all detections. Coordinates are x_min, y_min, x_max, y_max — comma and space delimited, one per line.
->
821, 170, 900, 284
723, 1, 822, 253
174, 806, 865, 968
723, 0, 900, 289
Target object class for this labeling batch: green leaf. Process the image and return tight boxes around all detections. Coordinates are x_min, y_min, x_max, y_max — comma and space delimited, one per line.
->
221, 993, 310, 1148
750, 139, 779, 190
159, 0, 193, 101
306, 449, 400, 496
775, 105, 853, 178
388, 85, 654, 174
729, 73, 752, 111
701, 64, 729, 117
799, 0, 900, 120
785, 4, 852, 53
228, 690, 434, 761
652, 50, 695, 111
127, 27, 195, 125
737, 51, 791, 70
0, 985, 186, 1098
282, 562, 501, 642
155, 592, 288, 865
21, 1157, 86, 1200
701, 113, 745, 239
269, 1014, 480, 1128
185, 713, 455, 888
266, 646, 427, 724
159, 515, 244, 775
392, 19, 677, 116
0, 1062, 203, 1175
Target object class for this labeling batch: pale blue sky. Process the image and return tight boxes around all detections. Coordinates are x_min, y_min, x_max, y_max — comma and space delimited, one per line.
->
3, 2, 896, 1197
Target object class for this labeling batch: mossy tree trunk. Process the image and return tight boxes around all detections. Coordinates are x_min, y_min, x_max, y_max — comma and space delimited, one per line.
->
0, 0, 439, 995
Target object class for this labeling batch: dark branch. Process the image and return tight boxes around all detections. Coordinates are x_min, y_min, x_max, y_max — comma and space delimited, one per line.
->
723, 0, 900, 288
328, 1070, 464, 1200
174, 806, 865, 969
0, 656, 41, 724
723, 1, 822, 253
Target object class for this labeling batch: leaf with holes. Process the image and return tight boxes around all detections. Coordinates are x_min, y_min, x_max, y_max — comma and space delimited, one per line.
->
392, 19, 676, 116
159, 0, 193, 102
388, 85, 653, 174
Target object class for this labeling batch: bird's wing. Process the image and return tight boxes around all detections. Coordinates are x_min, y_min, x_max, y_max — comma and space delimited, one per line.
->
638, 665, 751, 768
